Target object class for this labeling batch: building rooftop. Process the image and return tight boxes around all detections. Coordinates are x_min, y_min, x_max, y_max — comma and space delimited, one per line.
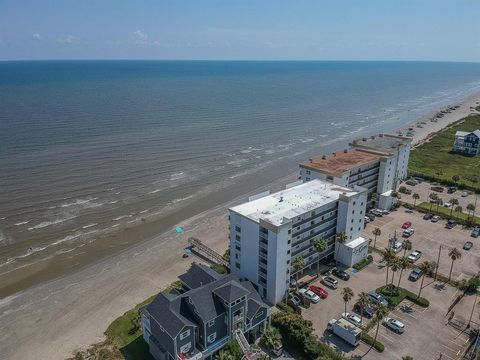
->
455, 130, 480, 138
230, 179, 359, 227
300, 149, 382, 177
344, 236, 368, 249
350, 134, 411, 154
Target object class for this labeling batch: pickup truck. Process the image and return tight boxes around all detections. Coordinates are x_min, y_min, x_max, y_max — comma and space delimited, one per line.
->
408, 250, 422, 262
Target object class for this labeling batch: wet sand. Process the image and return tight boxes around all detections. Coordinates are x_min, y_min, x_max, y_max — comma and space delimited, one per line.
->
0, 93, 479, 360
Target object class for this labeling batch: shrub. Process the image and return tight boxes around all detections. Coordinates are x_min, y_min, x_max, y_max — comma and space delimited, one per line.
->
467, 276, 480, 294
361, 332, 384, 352
353, 255, 373, 271
377, 285, 429, 308
276, 302, 295, 314
210, 263, 228, 274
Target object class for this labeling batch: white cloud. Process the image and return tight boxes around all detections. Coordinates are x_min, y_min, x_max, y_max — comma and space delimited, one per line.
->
133, 30, 148, 42
32, 33, 41, 41
57, 35, 80, 44
153, 40, 161, 46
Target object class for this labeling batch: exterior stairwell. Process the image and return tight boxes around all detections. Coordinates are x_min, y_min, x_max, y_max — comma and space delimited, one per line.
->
234, 330, 261, 360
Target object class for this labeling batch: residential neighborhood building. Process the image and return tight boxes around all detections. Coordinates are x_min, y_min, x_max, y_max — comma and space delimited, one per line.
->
229, 179, 369, 304
140, 263, 271, 360
452, 129, 480, 155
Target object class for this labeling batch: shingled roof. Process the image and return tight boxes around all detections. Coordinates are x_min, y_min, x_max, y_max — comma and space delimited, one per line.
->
178, 263, 222, 290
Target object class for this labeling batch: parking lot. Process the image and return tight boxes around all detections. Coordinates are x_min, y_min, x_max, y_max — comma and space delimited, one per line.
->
365, 207, 480, 280
300, 252, 478, 359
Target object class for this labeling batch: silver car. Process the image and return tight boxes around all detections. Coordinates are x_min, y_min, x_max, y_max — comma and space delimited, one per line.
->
383, 317, 405, 333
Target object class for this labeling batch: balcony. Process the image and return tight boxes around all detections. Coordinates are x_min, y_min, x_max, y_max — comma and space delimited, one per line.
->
203, 335, 231, 357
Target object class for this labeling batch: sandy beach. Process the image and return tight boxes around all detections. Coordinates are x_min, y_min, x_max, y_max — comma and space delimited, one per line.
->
1, 92, 480, 360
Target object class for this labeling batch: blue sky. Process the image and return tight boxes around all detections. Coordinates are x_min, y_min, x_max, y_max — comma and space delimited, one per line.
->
1, 0, 479, 61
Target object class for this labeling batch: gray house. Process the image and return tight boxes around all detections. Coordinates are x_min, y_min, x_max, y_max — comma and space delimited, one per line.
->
453, 130, 480, 155
140, 264, 271, 360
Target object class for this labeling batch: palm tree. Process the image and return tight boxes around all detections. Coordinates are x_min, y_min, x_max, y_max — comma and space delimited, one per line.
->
382, 248, 396, 288
357, 292, 370, 325
402, 239, 412, 257
372, 227, 381, 249
455, 205, 463, 220
389, 256, 400, 289
452, 175, 460, 186
313, 238, 327, 277
364, 304, 389, 356
418, 261, 434, 299
292, 256, 305, 290
335, 232, 347, 267
470, 176, 479, 189
448, 248, 462, 281
397, 256, 410, 288
412, 193, 420, 208
260, 326, 282, 355
467, 203, 476, 222
342, 287, 354, 315
435, 170, 444, 181
449, 198, 459, 218
429, 193, 438, 211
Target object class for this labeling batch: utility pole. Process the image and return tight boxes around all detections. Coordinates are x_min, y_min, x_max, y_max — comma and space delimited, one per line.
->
434, 245, 442, 281
467, 291, 478, 329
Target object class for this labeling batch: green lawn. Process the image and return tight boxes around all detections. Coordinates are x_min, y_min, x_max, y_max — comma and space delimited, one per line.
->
409, 114, 480, 188
416, 201, 480, 225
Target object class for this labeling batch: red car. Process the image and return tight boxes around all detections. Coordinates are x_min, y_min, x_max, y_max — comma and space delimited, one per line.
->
308, 285, 328, 299
402, 221, 412, 229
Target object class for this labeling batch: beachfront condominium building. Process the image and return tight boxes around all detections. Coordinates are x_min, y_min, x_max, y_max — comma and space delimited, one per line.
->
299, 134, 412, 210
228, 179, 369, 304
453, 129, 480, 156
140, 263, 271, 360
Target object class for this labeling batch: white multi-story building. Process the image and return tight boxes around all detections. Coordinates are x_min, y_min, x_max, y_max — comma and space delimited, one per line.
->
299, 134, 412, 210
228, 179, 368, 304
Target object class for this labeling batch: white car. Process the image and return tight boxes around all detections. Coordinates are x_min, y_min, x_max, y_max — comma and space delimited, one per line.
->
403, 228, 415, 237
299, 288, 320, 303
408, 250, 422, 262
383, 317, 406, 333
392, 241, 402, 253
322, 275, 338, 289
342, 312, 362, 327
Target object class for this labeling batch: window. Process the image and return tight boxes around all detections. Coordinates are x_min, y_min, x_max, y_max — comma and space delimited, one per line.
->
287, 250, 290, 254
235, 262, 240, 269
306, 177, 310, 181
235, 225, 241, 232
306, 170, 311, 175
351, 219, 354, 223
288, 229, 291, 234
255, 311, 264, 318
350, 227, 353, 231
207, 333, 217, 344
353, 201, 356, 206
352, 210, 355, 214
286, 260, 290, 264
180, 329, 190, 340
180, 343, 191, 354
235, 253, 239, 259
235, 245, 241, 251
235, 234, 241, 241
287, 239, 291, 244
327, 175, 334, 181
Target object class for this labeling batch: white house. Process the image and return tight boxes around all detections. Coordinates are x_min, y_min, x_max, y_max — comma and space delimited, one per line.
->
228, 179, 368, 304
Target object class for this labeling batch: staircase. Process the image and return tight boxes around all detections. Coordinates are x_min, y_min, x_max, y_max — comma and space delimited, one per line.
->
234, 330, 261, 360
188, 237, 229, 268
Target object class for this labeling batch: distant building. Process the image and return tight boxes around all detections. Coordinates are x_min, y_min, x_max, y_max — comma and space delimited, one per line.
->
453, 130, 480, 155
141, 263, 271, 360
229, 179, 368, 304
299, 134, 412, 210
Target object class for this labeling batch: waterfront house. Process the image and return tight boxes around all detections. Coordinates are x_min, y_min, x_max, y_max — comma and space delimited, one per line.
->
453, 129, 480, 155
140, 263, 271, 360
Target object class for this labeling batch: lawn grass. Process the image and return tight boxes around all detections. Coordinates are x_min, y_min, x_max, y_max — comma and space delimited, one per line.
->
377, 285, 429, 308
409, 114, 480, 187
416, 202, 480, 225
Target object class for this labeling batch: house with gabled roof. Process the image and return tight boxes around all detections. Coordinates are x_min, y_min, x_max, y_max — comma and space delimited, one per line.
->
140, 263, 271, 360
453, 129, 480, 155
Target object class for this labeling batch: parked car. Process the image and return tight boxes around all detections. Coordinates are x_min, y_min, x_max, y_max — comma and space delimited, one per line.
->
392, 241, 403, 253
405, 180, 418, 186
353, 303, 375, 319
299, 288, 321, 303
383, 317, 406, 334
322, 275, 338, 289
288, 294, 302, 308
332, 268, 350, 281
409, 267, 423, 281
463, 241, 473, 251
403, 228, 415, 237
423, 213, 433, 220
366, 213, 376, 221
368, 290, 388, 307
402, 221, 412, 229
447, 187, 457, 194
408, 250, 422, 262
370, 209, 383, 217
446, 219, 457, 229
431, 186, 444, 193
443, 202, 452, 208
431, 215, 441, 223
471, 228, 480, 238
412, 177, 424, 183
308, 285, 328, 299
461, 191, 470, 197
342, 312, 362, 327
364, 216, 370, 224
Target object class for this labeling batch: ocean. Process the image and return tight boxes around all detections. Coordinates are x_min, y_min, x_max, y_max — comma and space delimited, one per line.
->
1, 60, 480, 295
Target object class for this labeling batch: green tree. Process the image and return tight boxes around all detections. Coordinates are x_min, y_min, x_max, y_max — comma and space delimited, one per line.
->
292, 256, 305, 290
418, 261, 434, 299
466, 203, 476, 223
396, 256, 410, 288
448, 248, 461, 281
342, 287, 354, 315
455, 205, 463, 220
412, 193, 420, 208
364, 304, 389, 356
357, 291, 370, 326
402, 239, 412, 257
449, 198, 459, 218
216, 340, 243, 360
260, 326, 282, 354
435, 170, 444, 181
382, 248, 396, 288
452, 175, 460, 186
402, 356, 414, 360
313, 238, 328, 277
335, 232, 347, 267
372, 227, 381, 249
389, 256, 400, 289
429, 193, 438, 211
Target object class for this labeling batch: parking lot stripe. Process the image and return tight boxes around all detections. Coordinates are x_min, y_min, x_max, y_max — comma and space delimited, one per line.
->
441, 343, 461, 355
378, 332, 396, 343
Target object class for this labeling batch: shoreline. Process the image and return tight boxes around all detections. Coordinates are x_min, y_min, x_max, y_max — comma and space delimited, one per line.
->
1, 91, 480, 360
